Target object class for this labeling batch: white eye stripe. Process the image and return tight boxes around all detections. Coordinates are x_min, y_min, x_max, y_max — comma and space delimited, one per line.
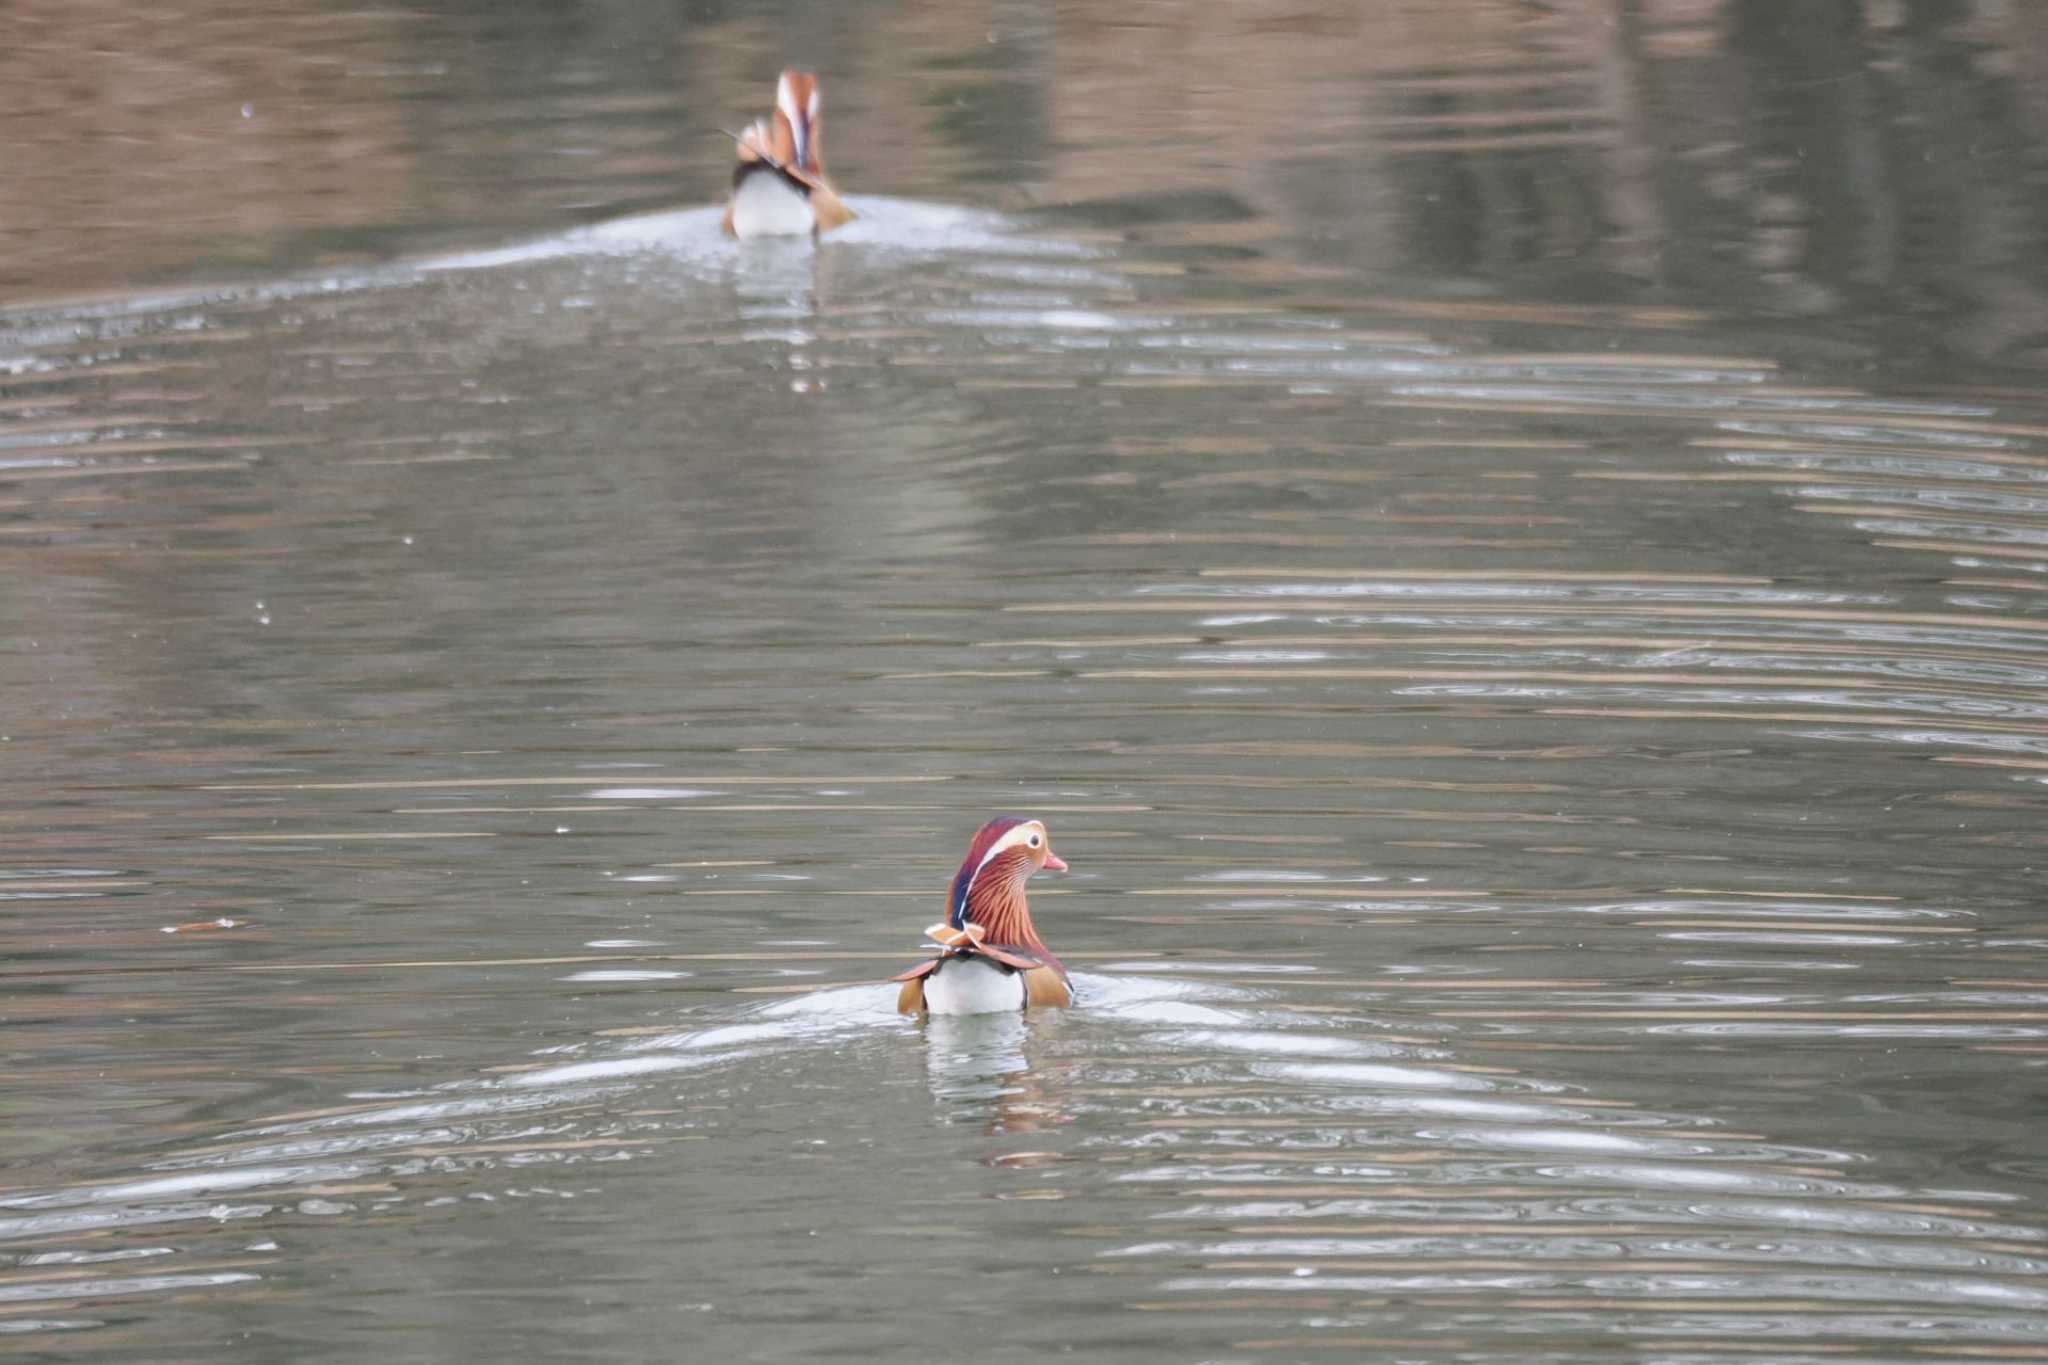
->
966, 824, 1045, 890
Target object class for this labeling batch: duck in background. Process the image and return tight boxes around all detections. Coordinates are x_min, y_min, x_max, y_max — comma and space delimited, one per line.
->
723, 68, 855, 239
894, 817, 1072, 1015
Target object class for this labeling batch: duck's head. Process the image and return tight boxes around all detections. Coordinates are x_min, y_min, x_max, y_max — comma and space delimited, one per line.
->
773, 67, 823, 173
946, 816, 1067, 935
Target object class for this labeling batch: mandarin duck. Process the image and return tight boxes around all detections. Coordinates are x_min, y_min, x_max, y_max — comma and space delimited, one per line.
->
893, 817, 1072, 1015
722, 68, 855, 239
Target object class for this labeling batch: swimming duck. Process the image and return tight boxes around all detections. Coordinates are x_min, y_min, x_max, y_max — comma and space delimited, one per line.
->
894, 817, 1071, 1015
722, 68, 855, 239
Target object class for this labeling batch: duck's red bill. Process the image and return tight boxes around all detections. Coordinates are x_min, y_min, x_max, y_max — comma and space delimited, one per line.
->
1043, 851, 1069, 872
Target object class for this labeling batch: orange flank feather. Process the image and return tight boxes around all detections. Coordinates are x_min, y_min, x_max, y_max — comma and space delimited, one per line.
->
807, 183, 855, 232
1022, 966, 1071, 1009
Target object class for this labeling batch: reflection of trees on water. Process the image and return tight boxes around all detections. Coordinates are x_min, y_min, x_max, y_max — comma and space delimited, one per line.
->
1719, 0, 2048, 353
1035, 2, 2048, 361
6, 0, 2048, 348
1305, 1, 2047, 358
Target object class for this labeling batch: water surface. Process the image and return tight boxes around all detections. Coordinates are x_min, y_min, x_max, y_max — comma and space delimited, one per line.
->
5, 3, 2048, 1361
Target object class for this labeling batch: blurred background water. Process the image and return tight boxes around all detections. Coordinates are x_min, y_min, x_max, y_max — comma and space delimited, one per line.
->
5, 2, 2048, 1361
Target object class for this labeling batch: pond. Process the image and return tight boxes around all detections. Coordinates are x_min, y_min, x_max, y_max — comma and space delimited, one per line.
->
4, 3, 2048, 1360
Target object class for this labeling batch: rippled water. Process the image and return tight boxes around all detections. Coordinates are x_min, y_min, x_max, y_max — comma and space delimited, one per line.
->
6, 4, 2048, 1361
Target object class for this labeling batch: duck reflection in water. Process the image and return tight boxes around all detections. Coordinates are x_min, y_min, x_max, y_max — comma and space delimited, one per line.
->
921, 1011, 1071, 1136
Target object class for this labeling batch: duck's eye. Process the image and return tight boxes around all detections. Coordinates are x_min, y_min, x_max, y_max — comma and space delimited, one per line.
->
1029, 834, 1041, 847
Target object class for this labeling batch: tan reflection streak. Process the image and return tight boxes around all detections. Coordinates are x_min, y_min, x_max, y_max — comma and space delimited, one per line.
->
1137, 774, 1569, 794
1580, 470, 1865, 483
0, 494, 111, 511
0, 433, 282, 455
1398, 395, 2048, 439
1165, 470, 1392, 487
1874, 539, 2048, 563
975, 637, 1205, 647
388, 806, 614, 814
1940, 755, 2048, 771
881, 670, 1051, 680
1079, 533, 1574, 548
1007, 601, 2048, 633
1376, 979, 1604, 989
1210, 1258, 1733, 1273
1431, 1010, 2048, 1020
1150, 1178, 1832, 1197
1377, 70, 1590, 94
1230, 1340, 1479, 1353
1879, 1199, 2041, 1218
4, 546, 299, 560
0, 360, 209, 385
1642, 920, 1967, 934
198, 774, 954, 791
1415, 1299, 1948, 1312
1237, 1222, 1666, 1236
1125, 888, 1479, 898
1196, 636, 2012, 659
206, 832, 494, 841
0, 459, 257, 481
1389, 439, 1587, 449
1803, 502, 2048, 527
1134, 1139, 1466, 1157
0, 414, 185, 437
1208, 1188, 1568, 1205
1475, 353, 1772, 371
1079, 667, 1918, 688
651, 860, 772, 868
341, 452, 502, 468
1250, 512, 1577, 525
1201, 568, 1767, 583
0, 1256, 273, 1292
1667, 889, 1901, 900
1173, 833, 1341, 844
1949, 577, 2048, 592
1105, 924, 1419, 936
1542, 707, 2048, 732
1692, 437, 2048, 469
398, 803, 1150, 815
678, 887, 1072, 897
1124, 1299, 1351, 1315
1099, 377, 1280, 390
1139, 742, 1618, 758
1357, 298, 1708, 327
1644, 1347, 1863, 1356
1108, 437, 1347, 456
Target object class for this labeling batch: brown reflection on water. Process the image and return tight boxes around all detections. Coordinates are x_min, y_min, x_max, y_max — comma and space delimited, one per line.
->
2, 0, 2047, 369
